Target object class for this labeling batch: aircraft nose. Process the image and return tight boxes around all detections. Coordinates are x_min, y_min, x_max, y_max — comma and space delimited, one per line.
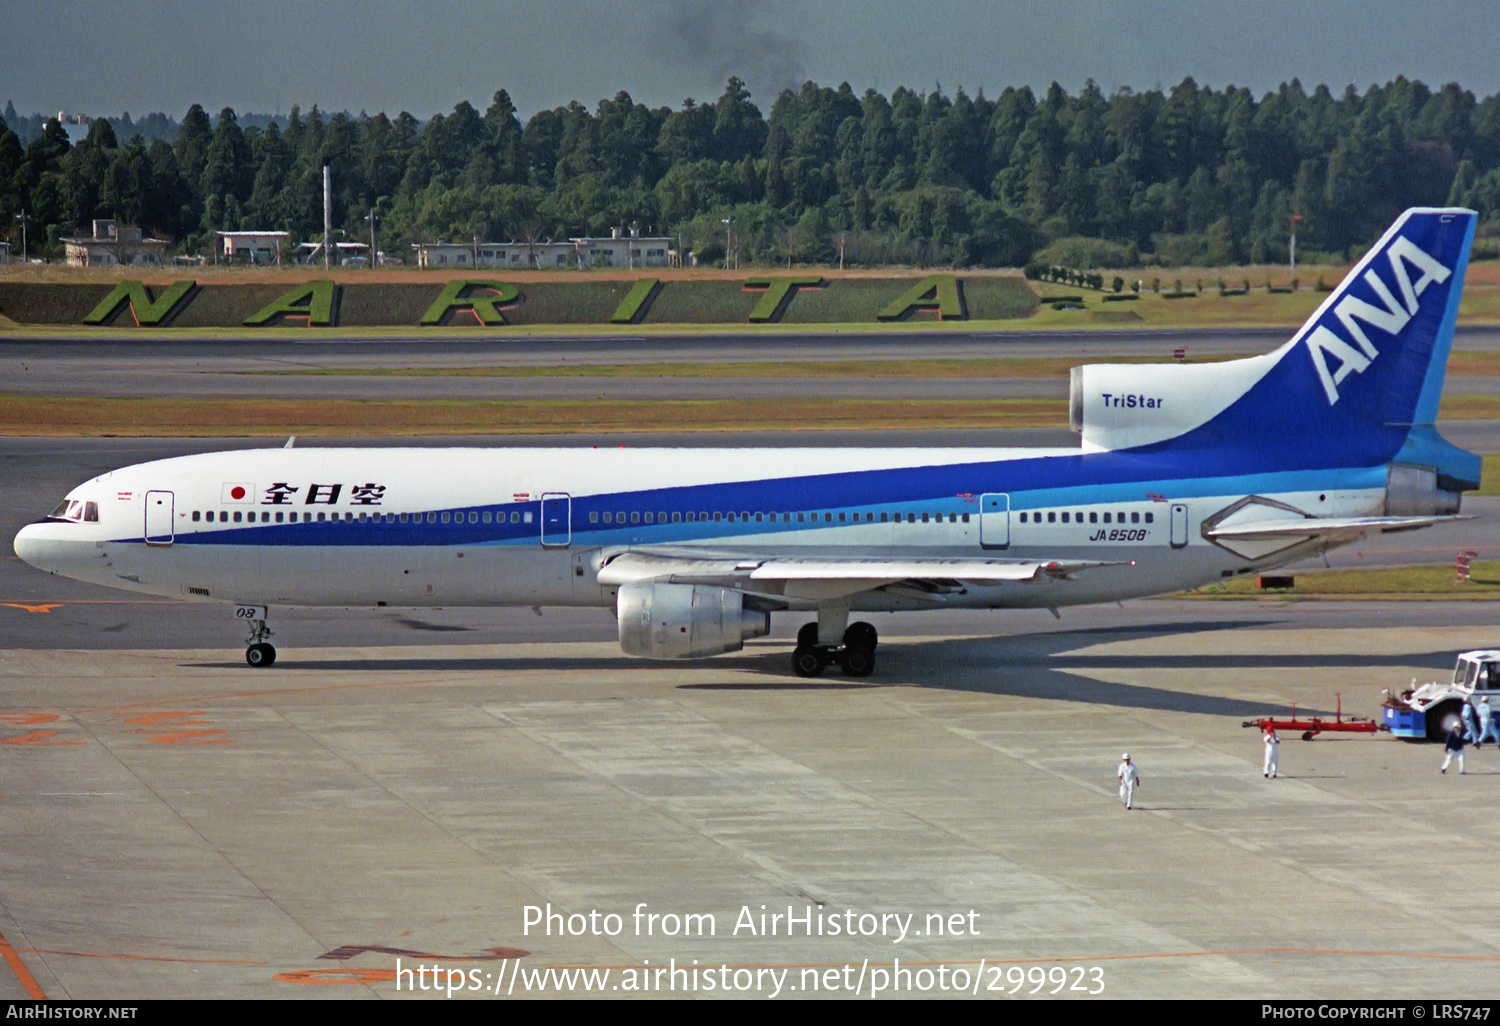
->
13, 522, 73, 574
13, 523, 50, 571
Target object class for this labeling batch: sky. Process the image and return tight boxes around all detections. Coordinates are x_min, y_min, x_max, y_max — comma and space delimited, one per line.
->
4, 0, 1500, 121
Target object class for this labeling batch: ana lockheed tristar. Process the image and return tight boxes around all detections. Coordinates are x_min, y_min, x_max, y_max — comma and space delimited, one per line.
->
14, 208, 1481, 676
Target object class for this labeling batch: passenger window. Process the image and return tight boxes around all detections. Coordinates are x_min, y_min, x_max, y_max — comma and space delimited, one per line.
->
672, 512, 681, 523
714, 512, 722, 522
1090, 512, 1098, 523
644, 512, 653, 524
1145, 512, 1154, 523
838, 513, 846, 523
192, 511, 201, 522
880, 513, 889, 523
523, 512, 533, 523
233, 511, 242, 523
589, 512, 599, 523
631, 512, 641, 524
797, 513, 805, 523
317, 512, 326, 522
659, 511, 667, 523
1131, 512, 1140, 523
1061, 512, 1069, 523
469, 512, 478, 524
275, 512, 284, 523
1047, 512, 1056, 523
441, 512, 451, 524
483, 512, 492, 524
428, 513, 437, 523
686, 512, 695, 522
1102, 513, 1111, 523
961, 513, 970, 523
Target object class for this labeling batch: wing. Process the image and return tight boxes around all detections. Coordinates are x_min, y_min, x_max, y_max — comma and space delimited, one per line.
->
596, 548, 1126, 602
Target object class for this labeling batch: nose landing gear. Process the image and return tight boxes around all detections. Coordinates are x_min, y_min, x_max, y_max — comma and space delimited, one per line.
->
238, 605, 276, 667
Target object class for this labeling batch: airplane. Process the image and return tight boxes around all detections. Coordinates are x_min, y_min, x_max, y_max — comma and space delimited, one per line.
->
13, 207, 1481, 677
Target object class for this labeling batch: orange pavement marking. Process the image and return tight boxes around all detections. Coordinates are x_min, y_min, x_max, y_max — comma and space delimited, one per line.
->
0, 931, 46, 999
0, 603, 61, 614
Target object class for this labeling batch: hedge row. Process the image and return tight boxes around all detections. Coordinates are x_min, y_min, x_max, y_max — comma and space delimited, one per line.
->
0, 276, 1038, 327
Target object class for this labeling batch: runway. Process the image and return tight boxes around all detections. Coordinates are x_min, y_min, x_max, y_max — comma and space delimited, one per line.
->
4, 328, 1500, 999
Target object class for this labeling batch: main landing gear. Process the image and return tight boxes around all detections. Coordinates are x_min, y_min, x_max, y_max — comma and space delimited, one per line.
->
241, 609, 276, 667
792, 621, 878, 678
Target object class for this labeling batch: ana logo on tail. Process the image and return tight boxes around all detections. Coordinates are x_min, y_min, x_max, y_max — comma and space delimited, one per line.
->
1305, 235, 1452, 405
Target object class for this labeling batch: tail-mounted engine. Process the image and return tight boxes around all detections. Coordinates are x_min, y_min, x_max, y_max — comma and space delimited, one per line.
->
617, 582, 771, 659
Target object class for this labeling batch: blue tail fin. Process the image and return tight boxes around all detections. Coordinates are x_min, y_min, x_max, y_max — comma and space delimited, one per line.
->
1112, 208, 1478, 483
1292, 207, 1474, 426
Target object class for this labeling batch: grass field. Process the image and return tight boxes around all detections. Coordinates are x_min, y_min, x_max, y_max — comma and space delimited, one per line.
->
0, 395, 1070, 436
4, 260, 1500, 332
1175, 562, 1500, 600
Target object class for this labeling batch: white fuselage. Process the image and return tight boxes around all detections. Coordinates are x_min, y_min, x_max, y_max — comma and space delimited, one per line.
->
13, 445, 1385, 614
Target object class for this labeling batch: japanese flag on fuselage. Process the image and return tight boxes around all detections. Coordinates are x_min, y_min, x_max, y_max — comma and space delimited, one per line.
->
221, 482, 256, 504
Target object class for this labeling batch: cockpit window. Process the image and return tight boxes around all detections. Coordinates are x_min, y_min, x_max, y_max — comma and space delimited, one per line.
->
46, 499, 98, 523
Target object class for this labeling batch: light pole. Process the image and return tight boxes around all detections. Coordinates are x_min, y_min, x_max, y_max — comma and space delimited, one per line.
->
722, 216, 733, 270
1289, 214, 1303, 279
365, 206, 379, 269
15, 210, 28, 263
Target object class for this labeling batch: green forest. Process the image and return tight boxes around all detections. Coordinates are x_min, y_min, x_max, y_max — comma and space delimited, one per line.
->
5, 75, 1500, 268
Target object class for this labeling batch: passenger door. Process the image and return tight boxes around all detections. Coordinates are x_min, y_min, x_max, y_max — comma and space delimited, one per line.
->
540, 493, 571, 547
144, 490, 174, 545
979, 493, 1010, 549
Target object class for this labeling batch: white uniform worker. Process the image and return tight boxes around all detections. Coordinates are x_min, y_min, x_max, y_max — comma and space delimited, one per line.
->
1263, 727, 1280, 779
1477, 697, 1499, 746
1117, 753, 1141, 809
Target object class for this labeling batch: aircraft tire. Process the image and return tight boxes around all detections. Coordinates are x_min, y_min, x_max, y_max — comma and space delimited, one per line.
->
841, 647, 875, 677
843, 622, 878, 652
791, 646, 825, 678
797, 622, 820, 648
246, 643, 277, 668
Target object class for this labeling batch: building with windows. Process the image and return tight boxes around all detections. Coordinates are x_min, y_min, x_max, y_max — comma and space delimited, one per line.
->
215, 231, 289, 265
62, 220, 170, 267
411, 228, 677, 270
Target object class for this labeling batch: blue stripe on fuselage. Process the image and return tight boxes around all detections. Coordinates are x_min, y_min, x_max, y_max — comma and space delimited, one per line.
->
154, 446, 1385, 548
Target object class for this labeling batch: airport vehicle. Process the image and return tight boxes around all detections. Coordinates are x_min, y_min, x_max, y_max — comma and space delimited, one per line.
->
1383, 650, 1500, 740
12, 208, 1481, 676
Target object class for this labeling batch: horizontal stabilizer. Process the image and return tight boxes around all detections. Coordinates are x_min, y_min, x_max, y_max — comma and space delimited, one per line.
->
1204, 514, 1469, 543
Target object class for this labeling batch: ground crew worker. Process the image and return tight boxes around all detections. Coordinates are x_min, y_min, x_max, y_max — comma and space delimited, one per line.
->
1442, 724, 1467, 774
1477, 697, 1498, 746
1117, 753, 1141, 809
1463, 702, 1479, 744
1263, 726, 1280, 778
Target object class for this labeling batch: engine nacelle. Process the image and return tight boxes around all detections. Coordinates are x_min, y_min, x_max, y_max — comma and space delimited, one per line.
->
1386, 463, 1462, 516
617, 582, 771, 659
